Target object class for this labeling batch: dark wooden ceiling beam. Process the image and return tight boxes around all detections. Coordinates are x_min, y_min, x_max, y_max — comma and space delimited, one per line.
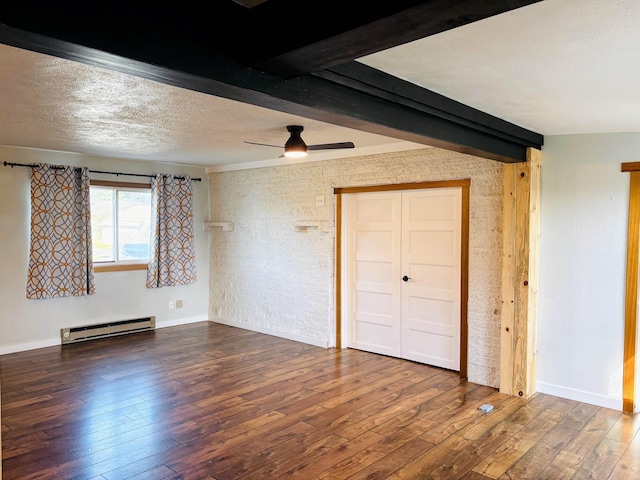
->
0, 1, 544, 163
248, 0, 544, 79
320, 63, 542, 149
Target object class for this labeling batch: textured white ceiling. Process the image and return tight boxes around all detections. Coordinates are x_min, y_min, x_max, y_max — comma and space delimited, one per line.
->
361, 0, 640, 136
0, 44, 417, 169
0, 0, 638, 169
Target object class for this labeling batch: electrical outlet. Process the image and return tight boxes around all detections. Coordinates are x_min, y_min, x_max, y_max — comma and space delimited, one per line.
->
316, 195, 325, 207
169, 301, 174, 309
176, 299, 183, 308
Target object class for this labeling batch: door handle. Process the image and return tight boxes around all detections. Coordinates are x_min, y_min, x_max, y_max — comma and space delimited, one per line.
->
402, 275, 411, 282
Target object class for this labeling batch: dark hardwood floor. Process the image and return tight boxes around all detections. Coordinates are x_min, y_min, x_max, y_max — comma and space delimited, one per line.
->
1, 322, 639, 479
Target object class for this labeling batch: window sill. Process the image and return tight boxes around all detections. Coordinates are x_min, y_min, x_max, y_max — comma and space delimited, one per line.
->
94, 263, 148, 273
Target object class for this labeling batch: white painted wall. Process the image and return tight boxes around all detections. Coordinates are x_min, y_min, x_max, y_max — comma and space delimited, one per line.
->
0, 146, 210, 353
209, 147, 504, 388
537, 133, 640, 410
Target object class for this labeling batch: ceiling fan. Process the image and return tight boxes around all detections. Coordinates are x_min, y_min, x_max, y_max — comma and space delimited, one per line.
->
244, 125, 355, 158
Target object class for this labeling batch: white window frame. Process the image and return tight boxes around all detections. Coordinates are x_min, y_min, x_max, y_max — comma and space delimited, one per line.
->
90, 180, 152, 273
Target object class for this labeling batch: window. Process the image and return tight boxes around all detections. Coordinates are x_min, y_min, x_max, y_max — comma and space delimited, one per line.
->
90, 181, 152, 272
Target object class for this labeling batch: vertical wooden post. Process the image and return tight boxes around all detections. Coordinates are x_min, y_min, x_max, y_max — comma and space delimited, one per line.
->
501, 163, 516, 395
623, 171, 640, 413
501, 147, 541, 397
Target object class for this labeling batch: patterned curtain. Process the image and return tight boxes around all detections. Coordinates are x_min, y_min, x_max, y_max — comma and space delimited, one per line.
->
146, 174, 197, 288
26, 163, 95, 299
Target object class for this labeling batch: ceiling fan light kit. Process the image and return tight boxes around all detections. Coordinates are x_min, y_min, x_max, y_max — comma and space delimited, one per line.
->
245, 125, 356, 159
283, 148, 307, 158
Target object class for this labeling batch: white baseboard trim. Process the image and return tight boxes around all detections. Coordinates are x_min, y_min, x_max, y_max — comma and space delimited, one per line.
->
0, 315, 211, 355
156, 315, 210, 329
536, 381, 622, 411
0, 338, 60, 355
210, 317, 329, 349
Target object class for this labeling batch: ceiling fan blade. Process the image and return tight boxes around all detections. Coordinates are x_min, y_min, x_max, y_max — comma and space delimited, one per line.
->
244, 141, 282, 148
307, 142, 355, 151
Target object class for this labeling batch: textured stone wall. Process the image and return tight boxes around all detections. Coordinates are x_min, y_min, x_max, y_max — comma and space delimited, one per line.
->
208, 147, 503, 387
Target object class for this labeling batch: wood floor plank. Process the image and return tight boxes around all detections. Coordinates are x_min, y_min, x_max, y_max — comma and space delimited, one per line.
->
538, 424, 581, 451
457, 394, 526, 441
234, 433, 350, 479
0, 322, 633, 480
332, 386, 444, 440
572, 437, 627, 479
383, 433, 471, 479
201, 416, 318, 475
536, 449, 584, 479
607, 426, 640, 479
415, 420, 526, 479
196, 421, 326, 478
314, 426, 431, 479
419, 389, 506, 445
606, 410, 640, 444
471, 436, 536, 478
327, 435, 437, 480
476, 408, 567, 479
504, 391, 561, 425
498, 442, 561, 480
563, 406, 623, 457
279, 430, 385, 479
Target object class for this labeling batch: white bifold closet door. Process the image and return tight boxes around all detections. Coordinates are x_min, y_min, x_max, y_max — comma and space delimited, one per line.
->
345, 187, 462, 371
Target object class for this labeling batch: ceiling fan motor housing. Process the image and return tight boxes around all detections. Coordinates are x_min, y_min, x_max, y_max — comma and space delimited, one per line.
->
284, 125, 307, 156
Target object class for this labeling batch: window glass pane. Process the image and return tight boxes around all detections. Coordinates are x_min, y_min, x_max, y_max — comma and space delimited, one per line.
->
90, 188, 115, 262
117, 189, 152, 261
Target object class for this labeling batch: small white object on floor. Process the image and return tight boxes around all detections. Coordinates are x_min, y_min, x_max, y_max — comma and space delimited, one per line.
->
479, 403, 494, 413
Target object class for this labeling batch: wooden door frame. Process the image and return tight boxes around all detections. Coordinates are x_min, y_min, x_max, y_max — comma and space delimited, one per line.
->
334, 179, 471, 379
621, 163, 640, 413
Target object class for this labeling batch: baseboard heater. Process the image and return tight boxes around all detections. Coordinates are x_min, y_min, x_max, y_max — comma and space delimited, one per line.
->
61, 316, 156, 344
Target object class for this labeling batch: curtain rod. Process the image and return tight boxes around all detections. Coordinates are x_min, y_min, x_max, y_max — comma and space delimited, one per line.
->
2, 161, 202, 182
